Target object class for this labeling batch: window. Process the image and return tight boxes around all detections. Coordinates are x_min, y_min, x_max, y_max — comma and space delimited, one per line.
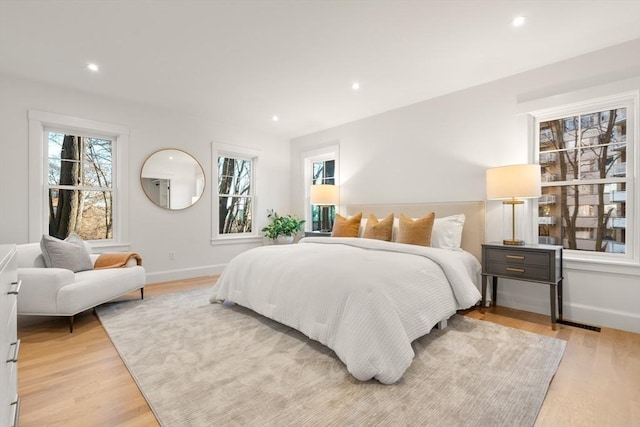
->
534, 95, 635, 259
311, 159, 336, 231
302, 144, 339, 231
28, 110, 129, 247
46, 131, 113, 240
217, 155, 254, 235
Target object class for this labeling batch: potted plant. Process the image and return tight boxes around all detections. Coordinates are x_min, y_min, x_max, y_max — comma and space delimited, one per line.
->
262, 210, 306, 244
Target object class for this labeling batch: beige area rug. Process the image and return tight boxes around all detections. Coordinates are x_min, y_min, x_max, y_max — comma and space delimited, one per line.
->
96, 287, 566, 427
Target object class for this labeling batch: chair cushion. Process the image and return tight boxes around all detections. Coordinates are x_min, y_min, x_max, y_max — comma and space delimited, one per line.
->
40, 232, 93, 272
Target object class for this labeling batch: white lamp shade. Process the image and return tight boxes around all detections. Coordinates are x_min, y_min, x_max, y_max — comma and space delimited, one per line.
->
310, 184, 339, 205
486, 164, 542, 200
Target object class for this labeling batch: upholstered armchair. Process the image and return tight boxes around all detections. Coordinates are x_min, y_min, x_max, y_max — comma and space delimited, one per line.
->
16, 241, 145, 332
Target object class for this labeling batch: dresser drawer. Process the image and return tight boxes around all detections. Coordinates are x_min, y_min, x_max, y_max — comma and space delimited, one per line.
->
485, 261, 551, 281
485, 248, 550, 267
1, 245, 18, 427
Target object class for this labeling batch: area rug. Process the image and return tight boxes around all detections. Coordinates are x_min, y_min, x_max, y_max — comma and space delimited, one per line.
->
96, 287, 566, 427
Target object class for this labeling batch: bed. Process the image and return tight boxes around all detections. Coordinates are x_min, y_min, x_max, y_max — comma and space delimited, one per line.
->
210, 201, 485, 384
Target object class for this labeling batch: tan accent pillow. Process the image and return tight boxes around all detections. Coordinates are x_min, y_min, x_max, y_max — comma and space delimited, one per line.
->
331, 213, 362, 237
362, 213, 394, 241
396, 213, 435, 246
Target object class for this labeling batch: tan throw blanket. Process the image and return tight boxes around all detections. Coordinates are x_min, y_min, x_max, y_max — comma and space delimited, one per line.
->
94, 252, 143, 269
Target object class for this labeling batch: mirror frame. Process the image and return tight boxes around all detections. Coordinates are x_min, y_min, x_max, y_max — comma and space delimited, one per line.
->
140, 148, 206, 210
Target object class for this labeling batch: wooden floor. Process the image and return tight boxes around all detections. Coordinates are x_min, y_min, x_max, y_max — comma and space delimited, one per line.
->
16, 276, 640, 427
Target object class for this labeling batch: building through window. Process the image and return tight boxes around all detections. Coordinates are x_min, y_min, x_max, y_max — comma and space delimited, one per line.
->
537, 105, 630, 254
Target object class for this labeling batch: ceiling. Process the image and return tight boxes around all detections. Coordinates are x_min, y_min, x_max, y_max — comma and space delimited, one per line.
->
1, 1, 639, 140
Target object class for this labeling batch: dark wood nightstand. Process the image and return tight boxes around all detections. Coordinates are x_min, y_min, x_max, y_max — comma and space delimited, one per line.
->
481, 242, 563, 330
304, 231, 332, 237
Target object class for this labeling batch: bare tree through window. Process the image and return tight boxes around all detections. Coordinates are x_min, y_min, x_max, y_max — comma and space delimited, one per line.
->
47, 132, 113, 240
218, 156, 253, 234
538, 108, 627, 253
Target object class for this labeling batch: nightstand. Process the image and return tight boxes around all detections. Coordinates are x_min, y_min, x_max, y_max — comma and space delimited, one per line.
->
481, 242, 563, 330
304, 231, 332, 237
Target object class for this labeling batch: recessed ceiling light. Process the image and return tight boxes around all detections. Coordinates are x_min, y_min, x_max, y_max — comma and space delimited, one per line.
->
352, 82, 360, 90
87, 63, 99, 72
512, 16, 526, 27
272, 115, 279, 122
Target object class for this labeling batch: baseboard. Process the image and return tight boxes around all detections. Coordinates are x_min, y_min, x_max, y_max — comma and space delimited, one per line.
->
496, 289, 640, 334
563, 302, 640, 334
146, 264, 226, 285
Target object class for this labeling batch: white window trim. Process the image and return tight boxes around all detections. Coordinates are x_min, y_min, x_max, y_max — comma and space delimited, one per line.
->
302, 143, 340, 231
28, 110, 130, 249
211, 141, 262, 245
523, 86, 639, 273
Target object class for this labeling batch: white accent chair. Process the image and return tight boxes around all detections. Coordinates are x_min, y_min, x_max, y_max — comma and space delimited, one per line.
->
16, 243, 146, 332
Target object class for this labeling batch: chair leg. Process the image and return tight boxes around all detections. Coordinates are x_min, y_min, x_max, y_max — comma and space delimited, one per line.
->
140, 287, 144, 300
69, 315, 74, 333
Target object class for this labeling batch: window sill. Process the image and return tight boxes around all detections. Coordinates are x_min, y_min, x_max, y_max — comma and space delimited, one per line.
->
564, 255, 640, 276
210, 236, 263, 246
86, 242, 132, 253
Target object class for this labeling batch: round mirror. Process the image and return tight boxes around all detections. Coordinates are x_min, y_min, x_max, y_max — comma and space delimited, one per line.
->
141, 149, 205, 210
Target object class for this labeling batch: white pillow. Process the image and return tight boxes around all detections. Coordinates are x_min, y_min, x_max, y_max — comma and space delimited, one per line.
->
431, 214, 465, 250
359, 217, 368, 237
40, 232, 94, 272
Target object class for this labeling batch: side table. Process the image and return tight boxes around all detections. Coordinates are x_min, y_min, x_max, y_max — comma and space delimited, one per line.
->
481, 242, 563, 330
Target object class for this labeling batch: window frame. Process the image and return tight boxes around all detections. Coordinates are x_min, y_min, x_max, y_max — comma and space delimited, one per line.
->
28, 110, 130, 250
302, 144, 339, 231
528, 90, 638, 269
211, 142, 261, 245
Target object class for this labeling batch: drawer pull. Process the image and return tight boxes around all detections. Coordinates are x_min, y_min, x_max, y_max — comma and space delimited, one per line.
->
8, 280, 22, 295
506, 267, 525, 273
506, 255, 525, 260
10, 397, 20, 427
7, 339, 20, 363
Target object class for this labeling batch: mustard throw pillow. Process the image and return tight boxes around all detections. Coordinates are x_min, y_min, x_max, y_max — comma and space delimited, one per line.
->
331, 213, 362, 237
362, 213, 394, 241
396, 213, 435, 246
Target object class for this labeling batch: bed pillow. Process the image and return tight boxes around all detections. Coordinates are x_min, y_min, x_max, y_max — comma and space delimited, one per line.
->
331, 213, 362, 237
431, 214, 466, 250
362, 213, 394, 241
396, 213, 435, 246
40, 232, 94, 272
359, 217, 368, 237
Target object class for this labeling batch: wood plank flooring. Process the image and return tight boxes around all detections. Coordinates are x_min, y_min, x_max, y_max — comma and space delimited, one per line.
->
16, 276, 640, 427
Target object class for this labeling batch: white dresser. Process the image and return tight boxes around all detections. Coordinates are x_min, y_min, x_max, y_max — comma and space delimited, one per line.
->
0, 245, 19, 427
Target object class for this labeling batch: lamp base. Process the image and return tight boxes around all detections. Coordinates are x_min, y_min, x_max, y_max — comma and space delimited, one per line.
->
503, 239, 525, 246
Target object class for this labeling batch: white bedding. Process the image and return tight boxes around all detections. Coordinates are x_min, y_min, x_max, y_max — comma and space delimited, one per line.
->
210, 237, 481, 384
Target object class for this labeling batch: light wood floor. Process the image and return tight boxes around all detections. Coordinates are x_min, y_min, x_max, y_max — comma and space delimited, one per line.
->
16, 276, 639, 427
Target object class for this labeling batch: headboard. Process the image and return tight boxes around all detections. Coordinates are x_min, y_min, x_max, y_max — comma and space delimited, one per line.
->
346, 201, 485, 261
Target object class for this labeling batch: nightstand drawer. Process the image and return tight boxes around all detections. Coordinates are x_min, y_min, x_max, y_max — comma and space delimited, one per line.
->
486, 248, 549, 267
485, 262, 551, 281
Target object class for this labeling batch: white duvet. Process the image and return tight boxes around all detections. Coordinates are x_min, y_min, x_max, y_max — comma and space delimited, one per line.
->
210, 237, 481, 384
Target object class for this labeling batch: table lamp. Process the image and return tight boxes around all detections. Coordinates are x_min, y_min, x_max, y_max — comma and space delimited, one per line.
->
486, 164, 541, 245
310, 184, 339, 232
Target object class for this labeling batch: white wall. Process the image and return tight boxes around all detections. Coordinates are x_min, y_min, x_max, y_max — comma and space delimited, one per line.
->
290, 39, 640, 333
0, 74, 291, 283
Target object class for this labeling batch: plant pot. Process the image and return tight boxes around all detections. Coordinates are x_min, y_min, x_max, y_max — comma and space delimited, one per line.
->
276, 235, 294, 245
